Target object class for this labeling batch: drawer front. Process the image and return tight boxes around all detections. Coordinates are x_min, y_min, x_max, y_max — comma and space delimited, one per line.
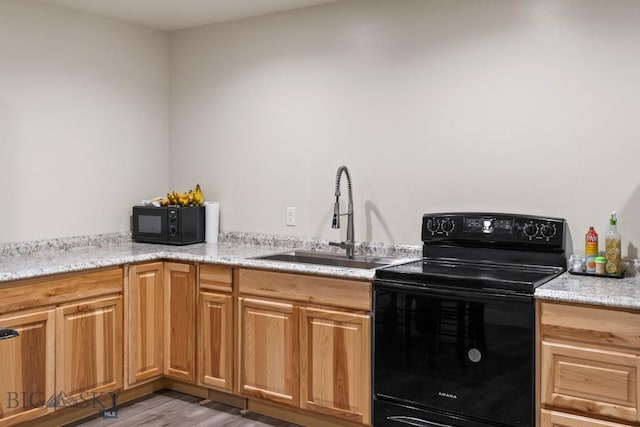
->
238, 269, 371, 312
199, 264, 233, 293
540, 340, 639, 422
539, 302, 640, 349
540, 409, 632, 427
0, 267, 124, 313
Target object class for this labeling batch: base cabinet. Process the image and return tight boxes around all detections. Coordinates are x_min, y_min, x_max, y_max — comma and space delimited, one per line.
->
1, 260, 377, 427
538, 301, 640, 426
300, 307, 371, 425
164, 262, 196, 382
198, 264, 234, 392
55, 294, 123, 403
0, 308, 55, 426
126, 262, 164, 387
238, 269, 372, 426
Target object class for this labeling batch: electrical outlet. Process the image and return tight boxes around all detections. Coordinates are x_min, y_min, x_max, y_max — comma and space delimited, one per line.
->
286, 207, 296, 226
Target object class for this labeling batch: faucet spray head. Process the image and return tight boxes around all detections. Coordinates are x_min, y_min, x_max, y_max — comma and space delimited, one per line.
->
332, 198, 340, 228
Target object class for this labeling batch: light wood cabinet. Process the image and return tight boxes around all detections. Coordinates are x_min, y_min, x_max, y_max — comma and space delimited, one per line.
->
198, 264, 234, 392
164, 262, 196, 382
0, 267, 123, 424
300, 307, 371, 425
199, 292, 233, 391
238, 268, 372, 425
126, 262, 164, 387
56, 294, 123, 403
538, 301, 640, 426
0, 308, 55, 426
239, 297, 299, 406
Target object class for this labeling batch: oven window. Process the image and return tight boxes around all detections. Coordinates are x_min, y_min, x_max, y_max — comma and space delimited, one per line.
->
137, 215, 162, 234
374, 288, 534, 426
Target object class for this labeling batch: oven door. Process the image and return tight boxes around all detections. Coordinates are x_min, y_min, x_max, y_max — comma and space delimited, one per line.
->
374, 280, 534, 427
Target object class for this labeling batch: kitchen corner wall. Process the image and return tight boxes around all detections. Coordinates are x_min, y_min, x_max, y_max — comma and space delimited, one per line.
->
0, 0, 169, 243
170, 0, 640, 254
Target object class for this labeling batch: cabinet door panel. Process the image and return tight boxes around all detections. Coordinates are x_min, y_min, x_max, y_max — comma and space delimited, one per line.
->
126, 262, 164, 386
199, 292, 233, 391
0, 309, 55, 425
56, 295, 123, 402
239, 297, 298, 406
164, 262, 196, 382
540, 340, 639, 422
300, 307, 371, 425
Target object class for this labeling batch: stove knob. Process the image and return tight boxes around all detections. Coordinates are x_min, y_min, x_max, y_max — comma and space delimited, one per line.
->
541, 224, 556, 238
441, 219, 454, 233
523, 223, 537, 237
426, 218, 440, 234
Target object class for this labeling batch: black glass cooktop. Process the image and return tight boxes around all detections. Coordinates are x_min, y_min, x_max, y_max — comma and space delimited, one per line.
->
376, 259, 564, 294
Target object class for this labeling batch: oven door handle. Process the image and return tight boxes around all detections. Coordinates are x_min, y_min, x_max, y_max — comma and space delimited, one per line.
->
386, 415, 453, 427
374, 280, 533, 304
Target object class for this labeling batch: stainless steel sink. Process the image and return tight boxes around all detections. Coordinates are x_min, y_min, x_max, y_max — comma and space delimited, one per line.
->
254, 250, 409, 270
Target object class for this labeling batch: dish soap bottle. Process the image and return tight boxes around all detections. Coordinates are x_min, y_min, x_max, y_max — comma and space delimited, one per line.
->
585, 226, 598, 273
605, 211, 622, 275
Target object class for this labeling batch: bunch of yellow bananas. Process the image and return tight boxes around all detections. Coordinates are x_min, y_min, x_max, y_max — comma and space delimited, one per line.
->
159, 184, 204, 207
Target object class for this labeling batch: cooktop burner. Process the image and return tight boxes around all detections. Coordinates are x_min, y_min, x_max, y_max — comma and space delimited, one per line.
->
376, 258, 565, 294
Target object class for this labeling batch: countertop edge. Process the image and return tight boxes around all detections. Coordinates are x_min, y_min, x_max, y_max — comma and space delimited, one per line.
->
3, 235, 640, 310
0, 242, 413, 284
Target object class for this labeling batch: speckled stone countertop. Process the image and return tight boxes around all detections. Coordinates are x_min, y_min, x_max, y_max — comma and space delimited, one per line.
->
0, 232, 420, 283
535, 268, 640, 310
2, 232, 639, 310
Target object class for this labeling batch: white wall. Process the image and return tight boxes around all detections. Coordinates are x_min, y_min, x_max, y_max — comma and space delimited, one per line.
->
0, 0, 169, 243
170, 0, 640, 255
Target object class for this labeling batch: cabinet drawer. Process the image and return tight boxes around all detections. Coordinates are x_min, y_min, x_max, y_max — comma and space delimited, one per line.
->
540, 340, 639, 422
200, 264, 232, 293
539, 302, 640, 349
540, 409, 632, 427
238, 269, 371, 311
0, 267, 124, 313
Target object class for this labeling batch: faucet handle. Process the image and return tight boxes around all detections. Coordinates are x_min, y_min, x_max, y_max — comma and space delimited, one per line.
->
329, 241, 346, 249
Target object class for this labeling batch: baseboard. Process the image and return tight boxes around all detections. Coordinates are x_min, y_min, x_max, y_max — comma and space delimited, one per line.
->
247, 398, 366, 427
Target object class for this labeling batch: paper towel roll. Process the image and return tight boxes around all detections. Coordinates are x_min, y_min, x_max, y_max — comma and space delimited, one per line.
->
205, 202, 220, 243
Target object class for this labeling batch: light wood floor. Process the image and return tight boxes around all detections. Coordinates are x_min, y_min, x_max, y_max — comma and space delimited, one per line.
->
69, 390, 301, 427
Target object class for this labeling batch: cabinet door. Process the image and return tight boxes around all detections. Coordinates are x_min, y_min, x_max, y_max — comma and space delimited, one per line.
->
540, 409, 632, 426
300, 307, 371, 425
56, 295, 123, 403
0, 308, 55, 426
239, 297, 298, 406
540, 340, 639, 422
126, 262, 164, 387
164, 262, 196, 382
199, 291, 233, 391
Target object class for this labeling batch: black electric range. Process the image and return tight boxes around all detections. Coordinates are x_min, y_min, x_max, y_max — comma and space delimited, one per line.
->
373, 212, 566, 427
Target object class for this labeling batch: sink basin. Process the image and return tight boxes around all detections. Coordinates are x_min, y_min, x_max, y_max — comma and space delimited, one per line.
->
254, 250, 408, 270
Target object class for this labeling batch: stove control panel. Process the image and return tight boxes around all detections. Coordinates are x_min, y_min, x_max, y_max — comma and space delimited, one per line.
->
422, 212, 565, 248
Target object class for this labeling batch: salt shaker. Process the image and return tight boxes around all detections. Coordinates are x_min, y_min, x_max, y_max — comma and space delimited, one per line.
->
569, 254, 584, 272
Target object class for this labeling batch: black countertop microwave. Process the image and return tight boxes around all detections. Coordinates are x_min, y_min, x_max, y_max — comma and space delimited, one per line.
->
132, 205, 205, 245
